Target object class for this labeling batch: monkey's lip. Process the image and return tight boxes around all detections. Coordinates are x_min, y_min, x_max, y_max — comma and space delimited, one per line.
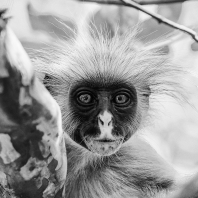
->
84, 137, 123, 156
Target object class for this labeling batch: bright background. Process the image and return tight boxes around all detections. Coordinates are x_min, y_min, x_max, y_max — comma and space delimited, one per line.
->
2, 0, 198, 174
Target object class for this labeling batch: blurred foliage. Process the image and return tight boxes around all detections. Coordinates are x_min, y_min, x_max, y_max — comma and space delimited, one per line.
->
0, 14, 67, 197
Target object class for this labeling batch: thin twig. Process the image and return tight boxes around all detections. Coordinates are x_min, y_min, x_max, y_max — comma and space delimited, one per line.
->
120, 0, 198, 42
78, 0, 195, 5
134, 0, 195, 5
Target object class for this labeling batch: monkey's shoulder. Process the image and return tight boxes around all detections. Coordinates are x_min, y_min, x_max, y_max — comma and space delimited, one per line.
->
65, 137, 176, 198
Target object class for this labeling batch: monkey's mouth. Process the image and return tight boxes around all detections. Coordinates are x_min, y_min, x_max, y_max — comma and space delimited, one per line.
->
84, 137, 123, 156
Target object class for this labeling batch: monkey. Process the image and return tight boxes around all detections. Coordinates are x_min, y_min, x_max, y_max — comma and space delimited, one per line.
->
31, 28, 187, 198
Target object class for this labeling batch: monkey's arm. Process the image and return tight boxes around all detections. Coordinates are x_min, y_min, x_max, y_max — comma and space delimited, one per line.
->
0, 12, 67, 198
123, 136, 198, 198
110, 136, 178, 197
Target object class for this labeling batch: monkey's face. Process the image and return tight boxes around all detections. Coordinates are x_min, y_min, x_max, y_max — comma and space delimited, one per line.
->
69, 81, 139, 156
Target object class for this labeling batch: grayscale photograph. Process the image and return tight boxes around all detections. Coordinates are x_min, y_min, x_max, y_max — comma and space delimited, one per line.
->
0, 0, 198, 197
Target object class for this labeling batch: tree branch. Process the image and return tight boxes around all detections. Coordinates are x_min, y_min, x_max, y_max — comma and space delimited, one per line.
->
78, 0, 198, 42
78, 0, 196, 5
134, 0, 195, 5
121, 0, 198, 42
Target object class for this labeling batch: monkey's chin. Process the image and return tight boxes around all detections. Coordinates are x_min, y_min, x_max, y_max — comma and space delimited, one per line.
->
84, 137, 124, 156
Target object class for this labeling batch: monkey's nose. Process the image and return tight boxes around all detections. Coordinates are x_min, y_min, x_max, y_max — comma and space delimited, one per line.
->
97, 111, 114, 138
98, 112, 113, 126
98, 117, 112, 126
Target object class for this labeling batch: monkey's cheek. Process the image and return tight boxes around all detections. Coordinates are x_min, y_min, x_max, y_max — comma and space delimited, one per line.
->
84, 138, 123, 156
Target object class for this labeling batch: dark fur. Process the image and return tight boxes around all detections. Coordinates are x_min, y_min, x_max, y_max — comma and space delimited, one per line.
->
31, 28, 186, 198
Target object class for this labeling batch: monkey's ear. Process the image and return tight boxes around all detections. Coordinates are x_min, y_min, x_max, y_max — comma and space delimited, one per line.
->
142, 86, 151, 97
43, 74, 53, 92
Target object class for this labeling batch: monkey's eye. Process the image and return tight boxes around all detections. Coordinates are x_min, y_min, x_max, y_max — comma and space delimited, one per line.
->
115, 95, 128, 104
113, 92, 131, 107
76, 92, 96, 106
79, 94, 92, 103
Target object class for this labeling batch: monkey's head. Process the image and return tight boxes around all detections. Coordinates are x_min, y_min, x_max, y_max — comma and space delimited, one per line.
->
35, 29, 184, 156
68, 78, 142, 156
